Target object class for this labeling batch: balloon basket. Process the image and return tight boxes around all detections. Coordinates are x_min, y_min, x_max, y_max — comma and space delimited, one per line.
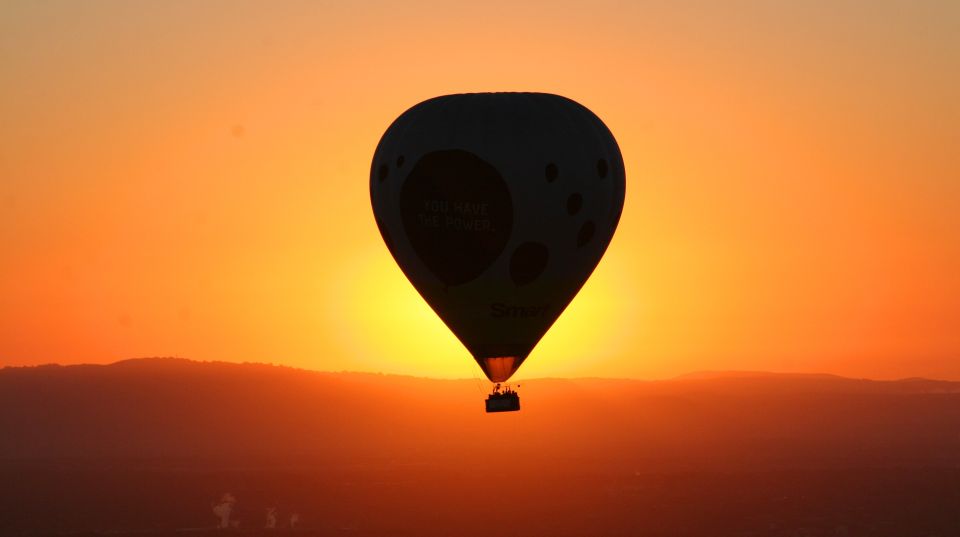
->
485, 385, 520, 413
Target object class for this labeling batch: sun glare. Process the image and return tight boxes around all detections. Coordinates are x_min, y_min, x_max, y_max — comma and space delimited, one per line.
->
331, 243, 640, 381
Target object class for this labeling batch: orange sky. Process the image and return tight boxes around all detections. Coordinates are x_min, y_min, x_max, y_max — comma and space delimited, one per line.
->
2, 1, 958, 380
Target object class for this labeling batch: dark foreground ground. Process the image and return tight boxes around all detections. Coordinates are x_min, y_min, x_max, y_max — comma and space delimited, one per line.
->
4, 462, 960, 537
3, 359, 960, 536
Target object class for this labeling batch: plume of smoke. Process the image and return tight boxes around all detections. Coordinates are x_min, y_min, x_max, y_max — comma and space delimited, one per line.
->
265, 507, 277, 529
212, 493, 236, 529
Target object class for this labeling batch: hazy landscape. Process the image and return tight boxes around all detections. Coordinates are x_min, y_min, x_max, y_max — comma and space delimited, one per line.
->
3, 358, 960, 536
4, 0, 958, 535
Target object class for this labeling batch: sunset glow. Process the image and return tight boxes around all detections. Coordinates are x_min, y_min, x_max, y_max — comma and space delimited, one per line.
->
2, 1, 958, 380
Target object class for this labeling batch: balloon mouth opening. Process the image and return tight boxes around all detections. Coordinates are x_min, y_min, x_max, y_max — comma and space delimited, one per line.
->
479, 356, 519, 383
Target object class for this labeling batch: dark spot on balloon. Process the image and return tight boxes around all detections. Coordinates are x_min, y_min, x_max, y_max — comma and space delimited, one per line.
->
567, 193, 582, 215
597, 159, 608, 178
401, 150, 513, 286
396, 155, 405, 168
577, 221, 595, 247
545, 163, 558, 183
378, 164, 389, 182
509, 242, 549, 286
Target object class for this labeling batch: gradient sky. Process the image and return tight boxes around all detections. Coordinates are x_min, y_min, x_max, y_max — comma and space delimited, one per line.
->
2, 0, 958, 380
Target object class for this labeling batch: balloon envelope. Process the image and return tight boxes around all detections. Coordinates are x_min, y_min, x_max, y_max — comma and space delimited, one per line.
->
370, 93, 625, 382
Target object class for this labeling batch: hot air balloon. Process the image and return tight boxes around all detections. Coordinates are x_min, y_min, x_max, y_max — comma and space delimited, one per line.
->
370, 93, 625, 412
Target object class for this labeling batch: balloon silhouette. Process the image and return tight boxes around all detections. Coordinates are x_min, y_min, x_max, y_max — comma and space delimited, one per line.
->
370, 93, 625, 383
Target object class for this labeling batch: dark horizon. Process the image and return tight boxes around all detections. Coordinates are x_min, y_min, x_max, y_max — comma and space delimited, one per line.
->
4, 357, 960, 536
7, 356, 960, 385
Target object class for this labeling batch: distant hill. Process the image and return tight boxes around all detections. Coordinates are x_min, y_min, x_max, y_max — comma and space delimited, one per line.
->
3, 358, 960, 468
674, 370, 848, 380
4, 358, 960, 536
